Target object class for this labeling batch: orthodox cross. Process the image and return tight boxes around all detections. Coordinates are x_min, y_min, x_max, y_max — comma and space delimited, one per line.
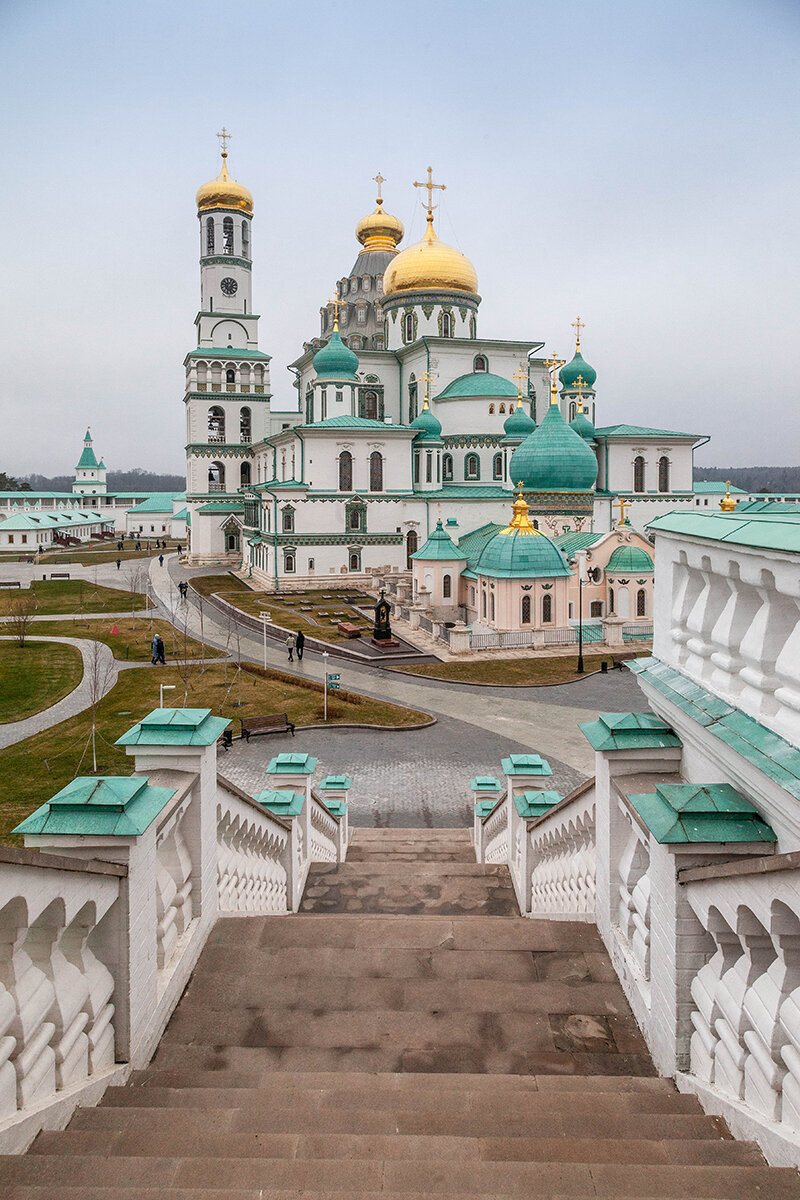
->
574, 374, 586, 411
616, 496, 630, 525
543, 351, 565, 400
571, 315, 584, 349
419, 368, 436, 404
217, 127, 231, 158
513, 365, 526, 400
413, 166, 446, 216
329, 294, 346, 327
372, 172, 385, 201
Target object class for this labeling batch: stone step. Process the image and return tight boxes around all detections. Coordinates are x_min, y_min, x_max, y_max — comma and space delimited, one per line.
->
2, 1192, 794, 1200
309, 863, 506, 878
4, 1155, 800, 1197
349, 829, 473, 841
345, 849, 476, 862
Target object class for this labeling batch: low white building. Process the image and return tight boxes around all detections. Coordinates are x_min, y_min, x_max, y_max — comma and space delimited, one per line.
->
0, 508, 112, 550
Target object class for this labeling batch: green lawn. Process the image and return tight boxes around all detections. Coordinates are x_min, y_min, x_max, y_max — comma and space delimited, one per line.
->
190, 576, 374, 643
39, 539, 183, 565
0, 641, 84, 724
393, 653, 616, 686
0, 580, 147, 616
31, 617, 222, 661
0, 660, 429, 844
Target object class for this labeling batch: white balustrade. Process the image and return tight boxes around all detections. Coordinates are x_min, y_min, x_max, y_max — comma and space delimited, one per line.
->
480, 795, 510, 865
529, 787, 596, 919
155, 796, 194, 978
216, 781, 290, 915
309, 795, 341, 864
616, 807, 651, 986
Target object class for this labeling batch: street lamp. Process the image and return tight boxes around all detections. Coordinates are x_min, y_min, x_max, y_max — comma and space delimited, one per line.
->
160, 683, 176, 707
322, 650, 329, 721
258, 610, 271, 670
576, 550, 587, 675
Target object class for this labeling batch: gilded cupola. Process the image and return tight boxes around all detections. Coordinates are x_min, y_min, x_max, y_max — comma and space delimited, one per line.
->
196, 131, 253, 217
356, 175, 404, 253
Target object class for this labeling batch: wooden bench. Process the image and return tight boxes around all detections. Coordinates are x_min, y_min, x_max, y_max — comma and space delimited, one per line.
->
49, 572, 71, 580
217, 728, 233, 752
0, 581, 21, 588
337, 621, 361, 638
611, 652, 639, 670
241, 712, 296, 742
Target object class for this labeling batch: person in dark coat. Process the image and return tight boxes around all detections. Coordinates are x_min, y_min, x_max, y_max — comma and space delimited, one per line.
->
115, 558, 121, 570
158, 554, 164, 567
295, 629, 305, 660
155, 635, 166, 665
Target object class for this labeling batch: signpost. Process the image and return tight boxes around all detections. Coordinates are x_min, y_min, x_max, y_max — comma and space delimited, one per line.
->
258, 610, 271, 670
322, 651, 340, 721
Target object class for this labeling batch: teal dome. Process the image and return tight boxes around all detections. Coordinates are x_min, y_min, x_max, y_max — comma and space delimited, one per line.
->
504, 401, 536, 438
410, 402, 442, 441
435, 372, 517, 399
509, 403, 598, 493
411, 519, 466, 561
606, 545, 654, 573
570, 409, 596, 440
313, 328, 359, 380
560, 349, 596, 392
475, 494, 572, 579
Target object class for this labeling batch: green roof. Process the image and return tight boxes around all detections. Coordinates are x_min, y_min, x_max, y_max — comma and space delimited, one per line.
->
509, 403, 598, 493
627, 656, 800, 799
0, 510, 110, 531
514, 790, 562, 819
694, 481, 746, 494
116, 708, 230, 747
423, 486, 509, 500
266, 752, 318, 776
411, 519, 467, 562
196, 501, 245, 513
458, 522, 505, 570
410, 403, 443, 442
606, 545, 654, 573
313, 329, 359, 380
501, 754, 553, 777
298, 416, 412, 432
127, 492, 185, 514
503, 403, 536, 438
475, 798, 501, 817
570, 410, 596, 441
560, 349, 596, 392
552, 531, 601, 561
14, 776, 177, 837
186, 347, 271, 360
476, 526, 572, 580
172, 508, 188, 522
255, 788, 305, 816
736, 501, 800, 514
627, 782, 776, 845
647, 510, 800, 554
76, 446, 99, 469
435, 372, 518, 400
579, 711, 682, 752
594, 424, 700, 440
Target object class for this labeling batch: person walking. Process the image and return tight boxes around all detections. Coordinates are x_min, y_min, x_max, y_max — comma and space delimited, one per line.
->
155, 635, 166, 665
295, 629, 305, 661
158, 554, 164, 567
115, 558, 121, 570
151, 633, 160, 664
286, 633, 296, 663
177, 544, 182, 555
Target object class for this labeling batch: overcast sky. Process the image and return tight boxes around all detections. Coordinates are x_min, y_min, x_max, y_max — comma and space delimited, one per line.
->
2, 0, 798, 476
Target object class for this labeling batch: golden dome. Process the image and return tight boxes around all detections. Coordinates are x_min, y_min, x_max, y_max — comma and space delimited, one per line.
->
383, 213, 478, 296
196, 154, 253, 217
356, 196, 404, 253
719, 481, 738, 512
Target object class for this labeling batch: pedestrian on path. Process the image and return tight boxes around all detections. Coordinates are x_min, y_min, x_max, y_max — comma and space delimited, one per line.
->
286, 633, 296, 663
158, 554, 164, 567
155, 635, 166, 665
151, 633, 160, 664
115, 558, 121, 570
295, 629, 305, 661
177, 544, 182, 555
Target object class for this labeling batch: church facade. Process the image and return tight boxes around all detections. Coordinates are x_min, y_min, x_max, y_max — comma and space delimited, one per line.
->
184, 147, 707, 585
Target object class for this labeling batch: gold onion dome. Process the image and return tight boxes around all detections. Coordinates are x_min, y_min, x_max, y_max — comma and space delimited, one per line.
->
720, 481, 738, 512
356, 195, 404, 253
196, 153, 253, 217
383, 213, 478, 296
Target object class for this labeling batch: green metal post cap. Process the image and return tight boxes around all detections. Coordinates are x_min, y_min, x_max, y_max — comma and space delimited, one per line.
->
14, 776, 177, 837
319, 775, 353, 790
255, 788, 305, 816
514, 790, 562, 818
266, 752, 318, 776
470, 776, 502, 792
626, 782, 777, 845
501, 754, 553, 777
116, 707, 230, 747
579, 711, 682, 752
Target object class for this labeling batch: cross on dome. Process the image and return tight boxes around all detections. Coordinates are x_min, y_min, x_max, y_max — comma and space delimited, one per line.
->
328, 294, 346, 329
513, 366, 526, 402
419, 368, 436, 405
413, 166, 446, 219
217, 127, 231, 158
616, 496, 631, 525
571, 315, 584, 350
574, 374, 586, 411
372, 171, 386, 201
544, 352, 566, 403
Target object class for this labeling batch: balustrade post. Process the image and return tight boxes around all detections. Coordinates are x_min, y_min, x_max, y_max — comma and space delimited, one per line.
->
259, 753, 319, 910
470, 777, 503, 860
317, 776, 351, 862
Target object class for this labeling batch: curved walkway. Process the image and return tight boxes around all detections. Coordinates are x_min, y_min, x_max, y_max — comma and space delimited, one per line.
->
0, 636, 120, 750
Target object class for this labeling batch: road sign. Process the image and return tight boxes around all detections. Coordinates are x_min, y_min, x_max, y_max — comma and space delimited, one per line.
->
328, 682, 340, 691
327, 674, 340, 681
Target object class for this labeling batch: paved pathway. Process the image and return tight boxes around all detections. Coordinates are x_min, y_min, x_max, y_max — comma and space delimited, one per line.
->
0, 636, 120, 749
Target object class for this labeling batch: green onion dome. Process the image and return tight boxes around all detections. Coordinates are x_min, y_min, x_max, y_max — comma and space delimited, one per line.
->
560, 349, 596, 392
476, 493, 572, 579
410, 401, 442, 441
509, 402, 598, 492
606, 545, 654, 573
312, 327, 359, 380
503, 400, 536, 438
569, 409, 596, 440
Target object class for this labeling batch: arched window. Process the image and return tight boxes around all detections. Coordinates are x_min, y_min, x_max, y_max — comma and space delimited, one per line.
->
338, 450, 353, 492
658, 456, 670, 492
241, 220, 249, 258
441, 312, 452, 337
609, 587, 615, 614
489, 404, 495, 415
208, 406, 225, 441
499, 404, 506, 414
493, 453, 503, 480
542, 593, 553, 624
208, 461, 225, 492
205, 217, 215, 254
469, 315, 477, 338
408, 376, 418, 423
349, 552, 360, 571
239, 407, 251, 441
473, 354, 487, 372
633, 455, 645, 492
240, 462, 251, 487
284, 552, 295, 573
222, 216, 234, 254
442, 574, 451, 599
442, 453, 453, 481
406, 529, 418, 569
363, 389, 378, 419
465, 454, 480, 480
369, 450, 383, 492
637, 588, 647, 616
282, 507, 294, 532
404, 313, 415, 342
226, 368, 235, 384
305, 388, 314, 424
521, 595, 531, 624
569, 402, 577, 421
254, 365, 263, 387
349, 507, 361, 531
590, 600, 604, 618
489, 592, 495, 622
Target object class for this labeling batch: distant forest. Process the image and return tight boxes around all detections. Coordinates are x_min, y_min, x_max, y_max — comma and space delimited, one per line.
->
694, 466, 800, 493
23, 468, 186, 493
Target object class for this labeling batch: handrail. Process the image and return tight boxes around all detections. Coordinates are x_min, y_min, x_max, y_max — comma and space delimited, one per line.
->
526, 777, 595, 830
0, 845, 127, 877
678, 846, 788, 884
217, 772, 292, 829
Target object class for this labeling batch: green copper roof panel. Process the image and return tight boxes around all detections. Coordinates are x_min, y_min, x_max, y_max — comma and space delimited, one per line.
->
627, 782, 776, 845
470, 776, 502, 792
502, 754, 553, 777
319, 775, 353, 790
594, 424, 700, 439
76, 447, 99, 469
694, 481, 746, 494
14, 776, 177, 837
255, 788, 305, 816
196, 502, 245, 513
552, 531, 601, 560
186, 347, 271, 360
435, 372, 518, 400
514, 790, 562, 818
298, 416, 412, 431
411, 519, 467, 561
116, 707, 230, 747
606, 545, 654, 573
579, 711, 682, 752
266, 752, 318, 776
457, 522, 505, 570
475, 798, 501, 817
647, 511, 800, 554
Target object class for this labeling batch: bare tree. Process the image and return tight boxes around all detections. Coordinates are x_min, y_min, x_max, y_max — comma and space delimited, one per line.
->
173, 615, 196, 706
127, 565, 147, 621
84, 641, 115, 773
7, 594, 35, 646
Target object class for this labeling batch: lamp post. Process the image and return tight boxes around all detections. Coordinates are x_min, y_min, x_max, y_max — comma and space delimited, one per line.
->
160, 683, 176, 707
322, 651, 329, 722
258, 610, 271, 670
577, 550, 586, 675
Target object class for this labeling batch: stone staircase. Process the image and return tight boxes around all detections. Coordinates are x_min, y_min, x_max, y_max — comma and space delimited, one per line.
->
3, 828, 800, 1197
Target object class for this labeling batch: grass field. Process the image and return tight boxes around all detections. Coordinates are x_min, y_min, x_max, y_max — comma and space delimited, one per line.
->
393, 653, 617, 686
0, 659, 429, 844
0, 641, 84, 724
190, 576, 374, 643
0, 580, 147, 616
31, 617, 222, 661
38, 539, 183, 565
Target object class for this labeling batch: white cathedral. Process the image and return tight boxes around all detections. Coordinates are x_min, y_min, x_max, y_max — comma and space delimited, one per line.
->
185, 143, 706, 585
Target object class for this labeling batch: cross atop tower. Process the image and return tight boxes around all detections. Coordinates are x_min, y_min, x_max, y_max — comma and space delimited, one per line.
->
372, 171, 385, 202
574, 374, 586, 411
544, 351, 566, 403
420, 368, 436, 404
413, 166, 446, 218
329, 294, 346, 329
217, 127, 231, 159
616, 496, 631, 526
513, 365, 526, 400
571, 315, 584, 350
